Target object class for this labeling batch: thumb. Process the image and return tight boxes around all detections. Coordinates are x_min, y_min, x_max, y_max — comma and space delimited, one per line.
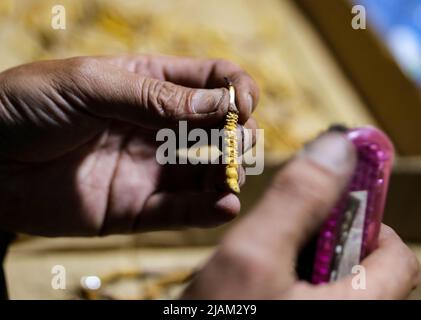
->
222, 131, 357, 260
63, 57, 229, 128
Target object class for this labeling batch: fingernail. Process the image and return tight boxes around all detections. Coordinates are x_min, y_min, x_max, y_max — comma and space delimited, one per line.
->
191, 89, 226, 114
301, 132, 356, 175
247, 93, 253, 114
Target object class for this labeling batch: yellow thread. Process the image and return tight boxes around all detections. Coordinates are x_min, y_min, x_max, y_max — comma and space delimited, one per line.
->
224, 80, 240, 194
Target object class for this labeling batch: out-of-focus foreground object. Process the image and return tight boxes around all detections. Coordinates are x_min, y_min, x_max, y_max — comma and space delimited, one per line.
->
298, 126, 394, 284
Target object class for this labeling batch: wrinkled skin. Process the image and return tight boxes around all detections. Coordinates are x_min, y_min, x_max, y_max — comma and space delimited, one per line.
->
0, 55, 418, 299
0, 55, 259, 236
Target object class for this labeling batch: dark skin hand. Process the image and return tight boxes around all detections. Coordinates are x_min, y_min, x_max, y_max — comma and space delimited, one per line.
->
183, 133, 420, 299
0, 55, 418, 299
0, 55, 259, 236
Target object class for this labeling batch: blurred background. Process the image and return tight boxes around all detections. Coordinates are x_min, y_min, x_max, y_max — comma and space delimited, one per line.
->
0, 0, 420, 299
358, 0, 421, 85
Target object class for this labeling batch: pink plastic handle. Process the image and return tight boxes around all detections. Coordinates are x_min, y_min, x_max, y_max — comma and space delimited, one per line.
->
311, 126, 394, 284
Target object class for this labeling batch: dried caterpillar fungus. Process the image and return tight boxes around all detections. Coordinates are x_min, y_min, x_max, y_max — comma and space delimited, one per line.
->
224, 79, 240, 193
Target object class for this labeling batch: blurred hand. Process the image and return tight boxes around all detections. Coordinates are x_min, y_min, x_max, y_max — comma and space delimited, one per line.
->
0, 55, 259, 236
182, 132, 420, 299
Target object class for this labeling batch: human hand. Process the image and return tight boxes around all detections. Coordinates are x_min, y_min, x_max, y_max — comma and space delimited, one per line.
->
0, 55, 258, 236
182, 132, 420, 299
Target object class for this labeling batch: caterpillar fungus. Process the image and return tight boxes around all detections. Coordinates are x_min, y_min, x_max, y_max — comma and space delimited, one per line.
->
224, 78, 240, 194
